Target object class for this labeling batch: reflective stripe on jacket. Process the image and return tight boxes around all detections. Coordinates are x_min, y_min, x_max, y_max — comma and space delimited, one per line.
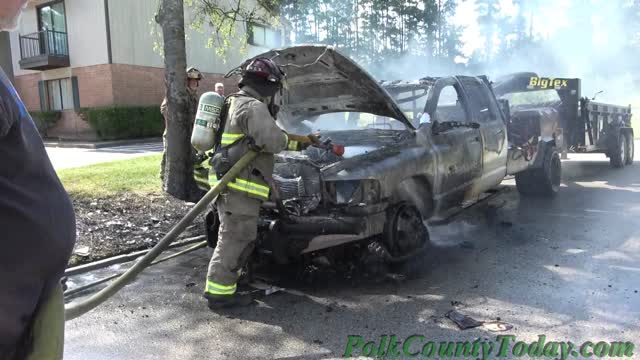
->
210, 89, 288, 201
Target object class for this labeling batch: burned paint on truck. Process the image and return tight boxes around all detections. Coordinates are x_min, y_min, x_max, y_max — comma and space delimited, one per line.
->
204, 47, 561, 270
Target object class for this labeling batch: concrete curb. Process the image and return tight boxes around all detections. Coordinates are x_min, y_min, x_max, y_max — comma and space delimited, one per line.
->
44, 137, 163, 149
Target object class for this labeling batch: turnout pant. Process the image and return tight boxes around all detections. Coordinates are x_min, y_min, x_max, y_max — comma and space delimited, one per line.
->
0, 281, 65, 360
206, 191, 261, 296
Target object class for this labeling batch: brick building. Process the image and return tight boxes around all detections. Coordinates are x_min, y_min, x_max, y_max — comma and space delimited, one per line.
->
1, 0, 284, 140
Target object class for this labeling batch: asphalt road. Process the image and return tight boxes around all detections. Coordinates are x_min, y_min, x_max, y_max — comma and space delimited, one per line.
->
64, 146, 640, 360
46, 142, 163, 170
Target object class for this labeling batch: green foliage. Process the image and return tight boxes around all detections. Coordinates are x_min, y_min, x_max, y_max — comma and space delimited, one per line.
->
79, 106, 164, 141
279, 0, 464, 69
29, 110, 61, 138
186, 0, 278, 62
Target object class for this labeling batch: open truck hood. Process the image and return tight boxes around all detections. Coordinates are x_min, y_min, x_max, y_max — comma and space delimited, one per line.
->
239, 45, 414, 129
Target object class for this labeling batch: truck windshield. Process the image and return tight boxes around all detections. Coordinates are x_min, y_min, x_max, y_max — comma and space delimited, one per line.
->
279, 112, 408, 133
501, 90, 561, 109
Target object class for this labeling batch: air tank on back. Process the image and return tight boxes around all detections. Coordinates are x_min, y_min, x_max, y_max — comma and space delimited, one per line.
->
191, 92, 225, 152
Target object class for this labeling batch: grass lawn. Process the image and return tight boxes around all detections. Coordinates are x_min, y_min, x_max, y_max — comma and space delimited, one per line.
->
57, 154, 163, 199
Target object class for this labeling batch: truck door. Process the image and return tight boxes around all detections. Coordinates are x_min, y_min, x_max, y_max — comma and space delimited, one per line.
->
460, 77, 508, 194
426, 79, 483, 211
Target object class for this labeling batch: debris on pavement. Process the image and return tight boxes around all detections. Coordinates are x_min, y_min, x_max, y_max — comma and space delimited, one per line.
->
249, 281, 286, 296
460, 241, 475, 249
482, 321, 514, 332
73, 246, 91, 257
385, 273, 406, 282
445, 310, 483, 329
445, 310, 513, 332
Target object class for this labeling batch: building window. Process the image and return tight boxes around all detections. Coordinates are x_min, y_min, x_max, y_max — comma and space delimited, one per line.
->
38, 1, 67, 33
34, 1, 69, 56
248, 23, 281, 48
44, 78, 74, 110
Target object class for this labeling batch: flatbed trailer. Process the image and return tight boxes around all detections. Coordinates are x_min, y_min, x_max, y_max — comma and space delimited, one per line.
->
494, 72, 634, 167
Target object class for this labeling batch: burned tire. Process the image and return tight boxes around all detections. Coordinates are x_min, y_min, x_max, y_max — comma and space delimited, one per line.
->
515, 146, 561, 197
610, 133, 626, 168
624, 132, 634, 165
383, 202, 430, 262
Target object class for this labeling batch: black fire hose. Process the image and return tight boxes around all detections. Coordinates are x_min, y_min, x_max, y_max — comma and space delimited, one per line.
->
64, 150, 259, 321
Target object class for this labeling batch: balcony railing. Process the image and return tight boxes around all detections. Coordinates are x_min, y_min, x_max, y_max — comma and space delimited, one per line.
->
18, 30, 70, 70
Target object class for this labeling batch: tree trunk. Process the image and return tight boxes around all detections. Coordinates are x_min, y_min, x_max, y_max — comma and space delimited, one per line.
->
156, 0, 197, 201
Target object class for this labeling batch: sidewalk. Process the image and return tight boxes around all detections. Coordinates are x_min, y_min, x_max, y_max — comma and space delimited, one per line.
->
43, 137, 162, 149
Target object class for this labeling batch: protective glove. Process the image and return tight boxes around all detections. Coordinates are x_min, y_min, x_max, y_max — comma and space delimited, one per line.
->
286, 133, 321, 151
307, 133, 322, 145
194, 151, 209, 164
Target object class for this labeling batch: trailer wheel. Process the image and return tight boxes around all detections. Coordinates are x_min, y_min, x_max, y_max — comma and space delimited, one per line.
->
515, 146, 561, 197
624, 132, 634, 165
610, 133, 626, 168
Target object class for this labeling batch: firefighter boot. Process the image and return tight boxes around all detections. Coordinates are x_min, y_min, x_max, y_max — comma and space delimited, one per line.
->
204, 292, 254, 309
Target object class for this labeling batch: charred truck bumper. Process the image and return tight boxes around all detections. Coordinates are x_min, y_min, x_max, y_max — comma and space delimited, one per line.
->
257, 203, 388, 263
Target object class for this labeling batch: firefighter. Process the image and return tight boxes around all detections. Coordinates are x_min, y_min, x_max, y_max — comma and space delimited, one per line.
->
160, 66, 203, 182
0, 0, 76, 358
204, 58, 317, 308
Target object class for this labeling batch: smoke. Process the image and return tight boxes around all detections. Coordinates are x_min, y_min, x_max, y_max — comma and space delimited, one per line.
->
486, 0, 639, 106
364, 0, 640, 109
427, 220, 481, 247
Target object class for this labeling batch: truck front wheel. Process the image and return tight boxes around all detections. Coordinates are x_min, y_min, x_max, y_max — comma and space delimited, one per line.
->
610, 133, 626, 168
624, 132, 634, 165
515, 147, 561, 197
379, 202, 431, 278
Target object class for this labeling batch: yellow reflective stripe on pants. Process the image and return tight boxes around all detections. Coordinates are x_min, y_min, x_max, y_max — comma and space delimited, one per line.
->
208, 175, 270, 199
221, 133, 244, 145
206, 280, 237, 295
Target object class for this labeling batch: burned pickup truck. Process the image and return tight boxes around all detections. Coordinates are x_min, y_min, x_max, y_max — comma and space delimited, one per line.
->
494, 73, 634, 168
205, 46, 561, 269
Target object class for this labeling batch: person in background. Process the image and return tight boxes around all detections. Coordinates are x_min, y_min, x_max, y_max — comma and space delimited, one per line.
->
215, 82, 225, 97
0, 0, 76, 359
160, 67, 202, 182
